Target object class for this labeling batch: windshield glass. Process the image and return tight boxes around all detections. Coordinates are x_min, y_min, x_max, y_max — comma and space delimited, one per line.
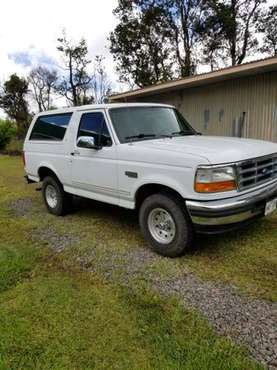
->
109, 106, 196, 143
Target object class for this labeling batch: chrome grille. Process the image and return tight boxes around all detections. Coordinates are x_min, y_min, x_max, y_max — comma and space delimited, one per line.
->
237, 153, 277, 190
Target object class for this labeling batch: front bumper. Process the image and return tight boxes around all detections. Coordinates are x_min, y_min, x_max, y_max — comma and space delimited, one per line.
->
186, 181, 277, 234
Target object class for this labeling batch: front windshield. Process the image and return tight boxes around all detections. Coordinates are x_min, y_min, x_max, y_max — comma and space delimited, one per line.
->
109, 106, 196, 143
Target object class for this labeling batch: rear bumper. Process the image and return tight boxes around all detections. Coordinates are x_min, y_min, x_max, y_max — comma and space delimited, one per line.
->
186, 181, 277, 234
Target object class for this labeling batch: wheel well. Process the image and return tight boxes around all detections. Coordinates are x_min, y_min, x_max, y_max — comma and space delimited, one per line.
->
135, 184, 183, 209
38, 167, 60, 182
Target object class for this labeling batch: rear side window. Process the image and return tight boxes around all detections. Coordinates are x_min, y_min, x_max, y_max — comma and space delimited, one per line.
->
78, 112, 112, 146
29, 113, 72, 141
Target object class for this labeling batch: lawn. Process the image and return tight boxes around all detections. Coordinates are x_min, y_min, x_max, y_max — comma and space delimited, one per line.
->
0, 155, 275, 368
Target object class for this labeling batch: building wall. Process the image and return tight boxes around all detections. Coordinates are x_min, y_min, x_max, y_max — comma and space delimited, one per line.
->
127, 71, 277, 142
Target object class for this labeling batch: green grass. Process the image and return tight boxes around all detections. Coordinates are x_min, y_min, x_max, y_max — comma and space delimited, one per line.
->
0, 270, 262, 369
0, 155, 273, 368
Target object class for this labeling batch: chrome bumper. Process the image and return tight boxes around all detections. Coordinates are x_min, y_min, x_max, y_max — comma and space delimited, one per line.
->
186, 181, 277, 229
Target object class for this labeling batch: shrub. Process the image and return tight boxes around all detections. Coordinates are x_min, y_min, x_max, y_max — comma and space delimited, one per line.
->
0, 119, 17, 150
4, 137, 23, 156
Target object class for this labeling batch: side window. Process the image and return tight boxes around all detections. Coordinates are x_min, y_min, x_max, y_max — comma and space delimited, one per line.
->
77, 112, 112, 147
30, 113, 72, 141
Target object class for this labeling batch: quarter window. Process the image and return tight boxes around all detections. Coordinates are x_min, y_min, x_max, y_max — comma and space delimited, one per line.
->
77, 112, 112, 147
30, 113, 72, 141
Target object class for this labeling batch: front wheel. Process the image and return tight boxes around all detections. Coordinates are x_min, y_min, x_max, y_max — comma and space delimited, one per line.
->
139, 193, 194, 257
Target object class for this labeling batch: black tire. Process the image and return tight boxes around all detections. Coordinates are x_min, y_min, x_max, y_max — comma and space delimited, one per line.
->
42, 176, 72, 216
139, 193, 194, 257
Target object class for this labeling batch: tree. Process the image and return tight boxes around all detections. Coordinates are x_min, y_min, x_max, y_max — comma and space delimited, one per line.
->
56, 31, 93, 106
202, 0, 264, 67
0, 74, 30, 137
91, 56, 112, 104
257, 5, 277, 57
110, 0, 204, 87
28, 66, 58, 112
0, 119, 17, 150
168, 0, 204, 76
110, 0, 174, 87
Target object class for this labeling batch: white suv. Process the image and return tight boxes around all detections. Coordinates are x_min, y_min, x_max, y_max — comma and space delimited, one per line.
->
23, 103, 277, 257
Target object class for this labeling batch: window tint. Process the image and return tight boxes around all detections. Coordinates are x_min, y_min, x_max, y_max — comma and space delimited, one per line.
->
78, 112, 112, 147
30, 113, 72, 141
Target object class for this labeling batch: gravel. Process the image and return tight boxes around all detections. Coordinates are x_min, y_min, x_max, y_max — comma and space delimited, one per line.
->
32, 227, 80, 253
10, 198, 33, 216
93, 249, 159, 280
10, 198, 79, 252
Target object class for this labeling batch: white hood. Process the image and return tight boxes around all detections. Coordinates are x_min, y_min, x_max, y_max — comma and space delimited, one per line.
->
134, 135, 277, 164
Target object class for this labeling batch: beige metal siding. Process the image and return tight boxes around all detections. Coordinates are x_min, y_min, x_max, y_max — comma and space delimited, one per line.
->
127, 71, 277, 142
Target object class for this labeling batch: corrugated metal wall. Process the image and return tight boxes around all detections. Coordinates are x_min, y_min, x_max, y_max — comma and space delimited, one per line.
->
131, 71, 277, 142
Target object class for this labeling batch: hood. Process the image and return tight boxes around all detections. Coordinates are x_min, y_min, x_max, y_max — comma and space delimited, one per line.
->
133, 135, 277, 164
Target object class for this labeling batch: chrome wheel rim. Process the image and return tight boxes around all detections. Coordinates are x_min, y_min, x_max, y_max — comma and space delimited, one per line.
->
147, 208, 176, 244
45, 184, 58, 209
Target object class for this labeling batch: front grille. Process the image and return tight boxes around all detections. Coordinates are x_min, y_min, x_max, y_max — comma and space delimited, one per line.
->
237, 153, 277, 190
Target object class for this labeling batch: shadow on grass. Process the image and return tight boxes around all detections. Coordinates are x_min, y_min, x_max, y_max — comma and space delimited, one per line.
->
71, 196, 138, 225
69, 196, 271, 257
192, 221, 261, 252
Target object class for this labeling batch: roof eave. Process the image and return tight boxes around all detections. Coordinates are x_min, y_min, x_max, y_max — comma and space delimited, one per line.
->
110, 57, 277, 101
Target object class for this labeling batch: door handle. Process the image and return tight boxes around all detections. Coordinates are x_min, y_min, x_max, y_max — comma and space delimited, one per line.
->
70, 150, 80, 156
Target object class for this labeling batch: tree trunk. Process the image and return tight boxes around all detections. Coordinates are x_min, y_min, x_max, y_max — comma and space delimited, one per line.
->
69, 52, 77, 106
178, 1, 192, 76
230, 0, 237, 66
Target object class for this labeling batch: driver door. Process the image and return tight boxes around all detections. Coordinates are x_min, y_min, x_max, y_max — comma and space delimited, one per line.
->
70, 110, 118, 205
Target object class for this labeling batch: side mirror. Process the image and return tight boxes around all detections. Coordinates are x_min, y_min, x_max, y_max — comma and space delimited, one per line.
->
77, 136, 101, 150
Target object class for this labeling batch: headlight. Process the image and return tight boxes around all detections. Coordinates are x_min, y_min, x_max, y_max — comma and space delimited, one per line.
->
195, 166, 237, 193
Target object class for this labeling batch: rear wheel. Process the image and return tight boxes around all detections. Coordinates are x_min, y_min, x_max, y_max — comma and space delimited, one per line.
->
139, 193, 193, 257
42, 176, 72, 216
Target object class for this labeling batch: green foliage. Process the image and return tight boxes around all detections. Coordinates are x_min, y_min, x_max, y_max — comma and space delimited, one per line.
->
3, 137, 23, 155
0, 74, 30, 137
110, 0, 203, 87
110, 0, 272, 84
0, 119, 16, 150
201, 0, 264, 67
110, 1, 174, 87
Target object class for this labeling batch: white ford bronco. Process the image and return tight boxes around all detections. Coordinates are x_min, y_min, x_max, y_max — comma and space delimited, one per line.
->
24, 103, 277, 257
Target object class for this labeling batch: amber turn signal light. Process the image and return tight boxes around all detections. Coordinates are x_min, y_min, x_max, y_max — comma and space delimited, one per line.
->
195, 180, 236, 193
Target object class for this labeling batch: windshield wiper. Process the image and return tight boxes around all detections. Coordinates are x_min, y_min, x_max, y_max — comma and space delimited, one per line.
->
125, 133, 156, 141
157, 134, 173, 139
171, 130, 196, 136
